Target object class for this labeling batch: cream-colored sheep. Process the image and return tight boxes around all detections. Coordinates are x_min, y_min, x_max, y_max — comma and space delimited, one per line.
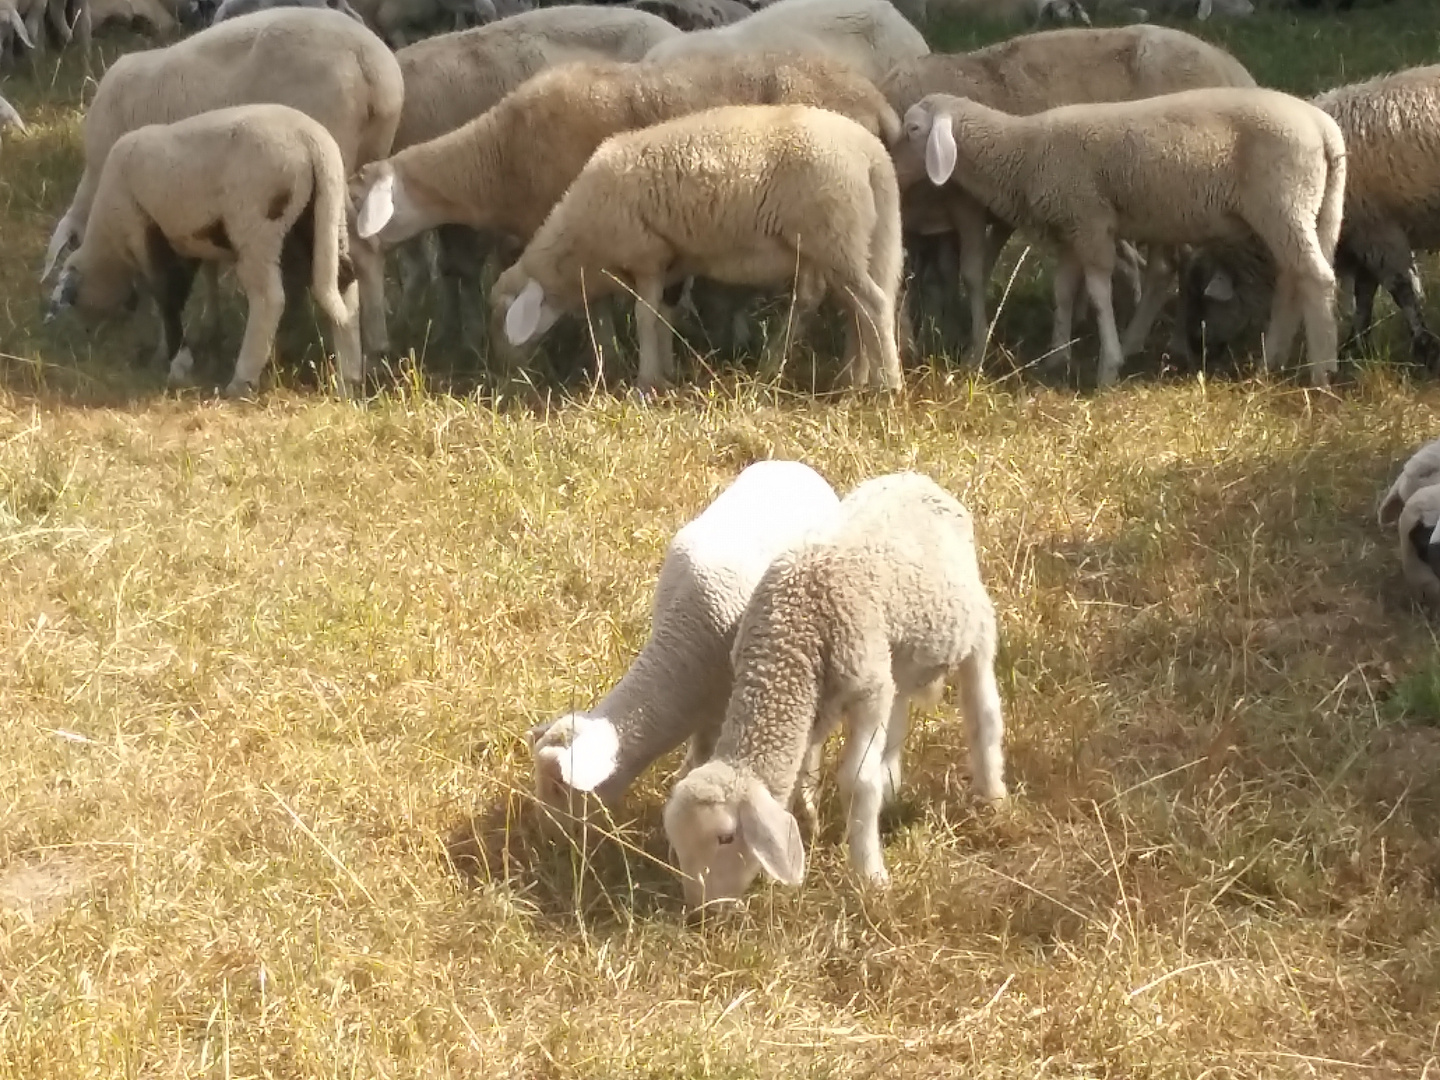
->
530, 460, 841, 817
1184, 65, 1440, 370
489, 103, 905, 394
40, 8, 402, 361
906, 87, 1346, 389
644, 0, 929, 84
45, 104, 364, 399
662, 471, 1004, 910
1378, 439, 1440, 604
882, 24, 1257, 361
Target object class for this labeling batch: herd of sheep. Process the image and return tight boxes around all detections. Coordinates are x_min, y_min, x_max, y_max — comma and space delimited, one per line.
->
1, 0, 1438, 903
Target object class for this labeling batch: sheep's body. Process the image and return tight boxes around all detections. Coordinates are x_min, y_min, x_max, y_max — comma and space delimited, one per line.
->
662, 471, 1004, 909
907, 86, 1346, 389
1184, 65, 1440, 370
1379, 439, 1440, 604
643, 0, 930, 84
214, 0, 366, 27
528, 459, 841, 815
46, 104, 362, 398
882, 24, 1257, 359
41, 8, 403, 360
626, 0, 751, 31
488, 103, 905, 393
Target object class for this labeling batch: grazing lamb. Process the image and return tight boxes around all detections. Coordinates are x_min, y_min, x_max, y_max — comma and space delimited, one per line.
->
881, 24, 1257, 361
530, 459, 841, 816
44, 105, 363, 398
213, 0, 367, 26
1379, 438, 1440, 604
1182, 65, 1440, 371
488, 103, 905, 394
643, 0, 930, 84
39, 7, 402, 362
906, 87, 1346, 389
662, 471, 1004, 910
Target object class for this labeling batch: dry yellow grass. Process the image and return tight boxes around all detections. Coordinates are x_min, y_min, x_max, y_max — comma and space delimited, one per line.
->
5, 8, 1440, 1078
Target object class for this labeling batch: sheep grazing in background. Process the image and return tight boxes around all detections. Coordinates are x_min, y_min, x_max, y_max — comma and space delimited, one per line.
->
1379, 438, 1440, 605
213, 0, 368, 27
643, 0, 930, 84
905, 86, 1346, 389
39, 7, 403, 363
663, 471, 1005, 911
1181, 65, 1440, 372
45, 104, 365, 399
483, 103, 905, 394
882, 24, 1257, 361
529, 459, 841, 817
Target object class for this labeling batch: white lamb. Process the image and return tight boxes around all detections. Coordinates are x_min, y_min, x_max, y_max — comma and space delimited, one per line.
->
906, 87, 1347, 389
529, 459, 841, 816
44, 104, 363, 398
643, 0, 930, 84
662, 471, 1005, 910
490, 103, 905, 394
1379, 438, 1440, 605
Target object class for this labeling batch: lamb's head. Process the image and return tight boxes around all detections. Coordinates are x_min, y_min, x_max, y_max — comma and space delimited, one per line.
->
351, 162, 425, 249
898, 96, 968, 189
1398, 485, 1440, 602
527, 712, 622, 813
491, 264, 561, 348
44, 252, 137, 325
663, 760, 805, 912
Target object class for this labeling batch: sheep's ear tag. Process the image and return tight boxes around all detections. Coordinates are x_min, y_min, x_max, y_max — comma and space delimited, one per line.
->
356, 169, 395, 239
506, 278, 546, 345
554, 722, 619, 792
1203, 272, 1235, 302
737, 783, 805, 886
925, 113, 957, 187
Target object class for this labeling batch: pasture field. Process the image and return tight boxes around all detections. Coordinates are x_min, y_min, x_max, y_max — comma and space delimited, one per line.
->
4, 3, 1440, 1077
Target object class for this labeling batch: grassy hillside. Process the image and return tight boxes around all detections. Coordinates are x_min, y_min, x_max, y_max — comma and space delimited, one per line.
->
3, 5, 1440, 1078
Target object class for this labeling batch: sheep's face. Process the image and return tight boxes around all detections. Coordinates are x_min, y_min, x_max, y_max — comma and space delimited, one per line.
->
527, 712, 621, 814
663, 764, 805, 912
45, 258, 137, 325
900, 100, 957, 189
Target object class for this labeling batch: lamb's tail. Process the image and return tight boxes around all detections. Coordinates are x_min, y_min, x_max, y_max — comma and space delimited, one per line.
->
866, 144, 904, 303
306, 130, 353, 328
1315, 113, 1347, 268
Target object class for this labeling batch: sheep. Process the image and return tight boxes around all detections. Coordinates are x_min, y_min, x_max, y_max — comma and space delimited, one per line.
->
488, 103, 905, 394
529, 459, 842, 818
39, 8, 403, 364
625, 0, 751, 31
922, 0, 1091, 25
1091, 0, 1255, 18
346, 0, 496, 46
1181, 65, 1440, 372
881, 24, 1258, 361
44, 104, 364, 399
661, 471, 1004, 910
351, 50, 902, 371
1378, 438, 1440, 604
213, 0, 367, 27
643, 0, 930, 85
903, 87, 1346, 389
384, 4, 682, 341
89, 0, 176, 33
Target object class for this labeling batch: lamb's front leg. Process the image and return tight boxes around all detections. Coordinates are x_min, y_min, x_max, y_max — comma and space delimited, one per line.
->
633, 272, 673, 392
793, 737, 824, 839
1047, 252, 1084, 372
225, 259, 286, 397
837, 681, 898, 887
1120, 247, 1174, 359
156, 255, 200, 387
1084, 263, 1125, 389
350, 232, 390, 358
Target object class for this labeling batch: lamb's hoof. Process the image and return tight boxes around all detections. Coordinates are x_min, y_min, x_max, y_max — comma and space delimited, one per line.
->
862, 867, 892, 891
222, 378, 258, 401
1413, 331, 1440, 370
166, 347, 197, 388
629, 382, 669, 404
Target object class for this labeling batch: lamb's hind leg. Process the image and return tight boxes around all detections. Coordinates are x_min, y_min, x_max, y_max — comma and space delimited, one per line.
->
226, 255, 287, 397
837, 679, 899, 887
839, 273, 902, 391
312, 255, 365, 397
1120, 247, 1174, 359
958, 644, 1007, 803
1047, 251, 1084, 374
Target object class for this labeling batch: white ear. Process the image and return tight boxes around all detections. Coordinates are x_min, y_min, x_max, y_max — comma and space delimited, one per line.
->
538, 718, 620, 793
356, 167, 396, 240
9, 8, 33, 49
925, 112, 957, 187
1203, 271, 1235, 302
737, 781, 805, 886
505, 278, 546, 345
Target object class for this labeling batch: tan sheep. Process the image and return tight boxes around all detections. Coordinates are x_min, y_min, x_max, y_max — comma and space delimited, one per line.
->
882, 23, 1257, 361
46, 104, 363, 399
40, 7, 403, 361
489, 103, 904, 394
905, 87, 1346, 389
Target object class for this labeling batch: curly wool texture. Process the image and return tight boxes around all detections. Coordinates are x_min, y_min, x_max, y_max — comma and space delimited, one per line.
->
643, 0, 929, 84
361, 51, 902, 250
529, 460, 841, 808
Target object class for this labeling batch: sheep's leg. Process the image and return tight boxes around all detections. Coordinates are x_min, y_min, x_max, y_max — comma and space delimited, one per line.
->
1085, 265, 1126, 389
1119, 247, 1174, 358
1047, 252, 1084, 372
226, 259, 286, 396
157, 257, 201, 386
1388, 265, 1440, 369
633, 273, 673, 391
1296, 269, 1339, 387
793, 738, 824, 840
836, 682, 897, 887
1347, 264, 1379, 357
351, 233, 390, 358
951, 199, 998, 360
839, 274, 901, 391
316, 275, 365, 397
958, 646, 1007, 803
881, 695, 908, 809
1260, 272, 1303, 376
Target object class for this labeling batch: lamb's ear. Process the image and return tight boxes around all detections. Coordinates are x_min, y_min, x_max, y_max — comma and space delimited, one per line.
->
8, 8, 33, 49
44, 266, 79, 323
1378, 484, 1406, 527
505, 278, 546, 345
737, 781, 805, 886
925, 112, 957, 187
1203, 271, 1235, 302
355, 166, 396, 240
537, 719, 619, 792
41, 218, 78, 282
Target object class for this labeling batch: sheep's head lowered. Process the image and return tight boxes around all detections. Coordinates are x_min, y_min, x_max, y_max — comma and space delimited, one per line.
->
45, 252, 139, 325
663, 760, 805, 912
491, 264, 562, 348
526, 711, 622, 815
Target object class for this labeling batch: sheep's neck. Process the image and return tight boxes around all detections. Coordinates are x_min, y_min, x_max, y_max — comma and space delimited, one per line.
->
945, 109, 1030, 228
401, 111, 517, 239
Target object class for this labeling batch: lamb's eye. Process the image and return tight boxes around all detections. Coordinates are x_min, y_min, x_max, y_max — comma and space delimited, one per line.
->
717, 832, 736, 846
